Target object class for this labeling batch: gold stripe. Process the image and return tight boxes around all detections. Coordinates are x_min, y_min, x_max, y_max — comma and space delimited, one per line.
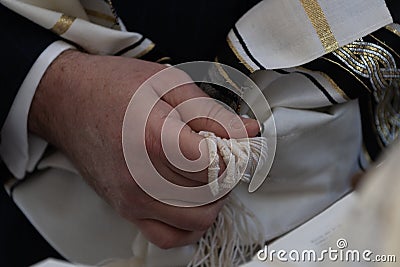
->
214, 57, 242, 93
300, 0, 339, 53
369, 34, 400, 60
226, 37, 255, 73
155, 57, 172, 63
321, 56, 372, 93
51, 14, 76, 35
316, 71, 350, 101
84, 9, 116, 23
134, 43, 155, 58
385, 24, 400, 38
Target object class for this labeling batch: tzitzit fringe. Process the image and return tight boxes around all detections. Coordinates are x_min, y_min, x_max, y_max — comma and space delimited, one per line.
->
103, 131, 268, 267
188, 131, 268, 267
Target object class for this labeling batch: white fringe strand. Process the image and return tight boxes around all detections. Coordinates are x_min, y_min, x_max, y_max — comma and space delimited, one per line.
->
187, 131, 268, 267
104, 131, 268, 267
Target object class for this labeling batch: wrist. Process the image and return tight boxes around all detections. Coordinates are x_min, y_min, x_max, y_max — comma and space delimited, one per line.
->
28, 49, 90, 148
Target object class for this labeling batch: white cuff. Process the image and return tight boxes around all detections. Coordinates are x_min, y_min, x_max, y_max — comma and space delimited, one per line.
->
0, 40, 76, 179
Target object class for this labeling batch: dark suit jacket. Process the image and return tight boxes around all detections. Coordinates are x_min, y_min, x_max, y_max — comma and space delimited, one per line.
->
0, 5, 59, 130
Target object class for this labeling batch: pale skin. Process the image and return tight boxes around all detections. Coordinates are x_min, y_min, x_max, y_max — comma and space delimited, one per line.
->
28, 50, 259, 249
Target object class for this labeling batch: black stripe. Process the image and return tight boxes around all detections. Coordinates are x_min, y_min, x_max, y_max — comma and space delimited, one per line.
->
274, 69, 338, 104
114, 36, 146, 56
296, 71, 338, 104
232, 26, 265, 70
302, 54, 369, 99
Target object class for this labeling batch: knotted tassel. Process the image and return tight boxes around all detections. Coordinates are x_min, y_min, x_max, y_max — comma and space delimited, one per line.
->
188, 132, 268, 267
103, 132, 268, 267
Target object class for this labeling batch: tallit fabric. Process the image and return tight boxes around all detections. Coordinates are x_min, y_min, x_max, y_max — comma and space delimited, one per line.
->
1, 0, 393, 266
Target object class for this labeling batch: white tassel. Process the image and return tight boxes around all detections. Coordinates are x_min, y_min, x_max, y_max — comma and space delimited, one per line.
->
188, 132, 268, 267
188, 194, 266, 267
105, 131, 268, 267
198, 131, 268, 195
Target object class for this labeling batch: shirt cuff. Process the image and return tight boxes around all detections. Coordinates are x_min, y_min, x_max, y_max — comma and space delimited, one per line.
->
0, 40, 76, 179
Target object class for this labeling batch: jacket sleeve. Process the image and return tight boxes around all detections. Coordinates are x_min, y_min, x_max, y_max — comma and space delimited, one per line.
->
0, 4, 60, 129
0, 4, 76, 179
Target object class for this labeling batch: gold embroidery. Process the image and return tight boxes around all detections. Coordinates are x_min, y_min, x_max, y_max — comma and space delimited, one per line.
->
156, 57, 172, 63
105, 0, 119, 26
227, 37, 255, 73
386, 24, 400, 38
333, 39, 400, 146
317, 71, 350, 101
369, 34, 400, 60
84, 9, 116, 23
214, 57, 242, 93
299, 0, 339, 53
134, 43, 155, 58
333, 40, 398, 92
321, 56, 371, 93
51, 14, 76, 35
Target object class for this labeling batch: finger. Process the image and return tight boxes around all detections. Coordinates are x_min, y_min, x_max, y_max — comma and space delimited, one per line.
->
119, 177, 225, 232
136, 219, 206, 249
164, 82, 260, 138
187, 100, 260, 138
151, 156, 205, 187
163, 117, 227, 183
148, 100, 225, 183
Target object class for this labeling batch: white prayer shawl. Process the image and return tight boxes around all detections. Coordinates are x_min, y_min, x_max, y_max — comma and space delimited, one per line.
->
229, 0, 392, 70
1, 0, 394, 266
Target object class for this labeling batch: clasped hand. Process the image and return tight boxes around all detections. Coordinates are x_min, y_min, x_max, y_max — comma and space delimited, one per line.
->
29, 50, 259, 248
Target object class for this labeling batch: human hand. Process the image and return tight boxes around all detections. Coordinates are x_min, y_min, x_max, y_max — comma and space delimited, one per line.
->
28, 50, 259, 248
